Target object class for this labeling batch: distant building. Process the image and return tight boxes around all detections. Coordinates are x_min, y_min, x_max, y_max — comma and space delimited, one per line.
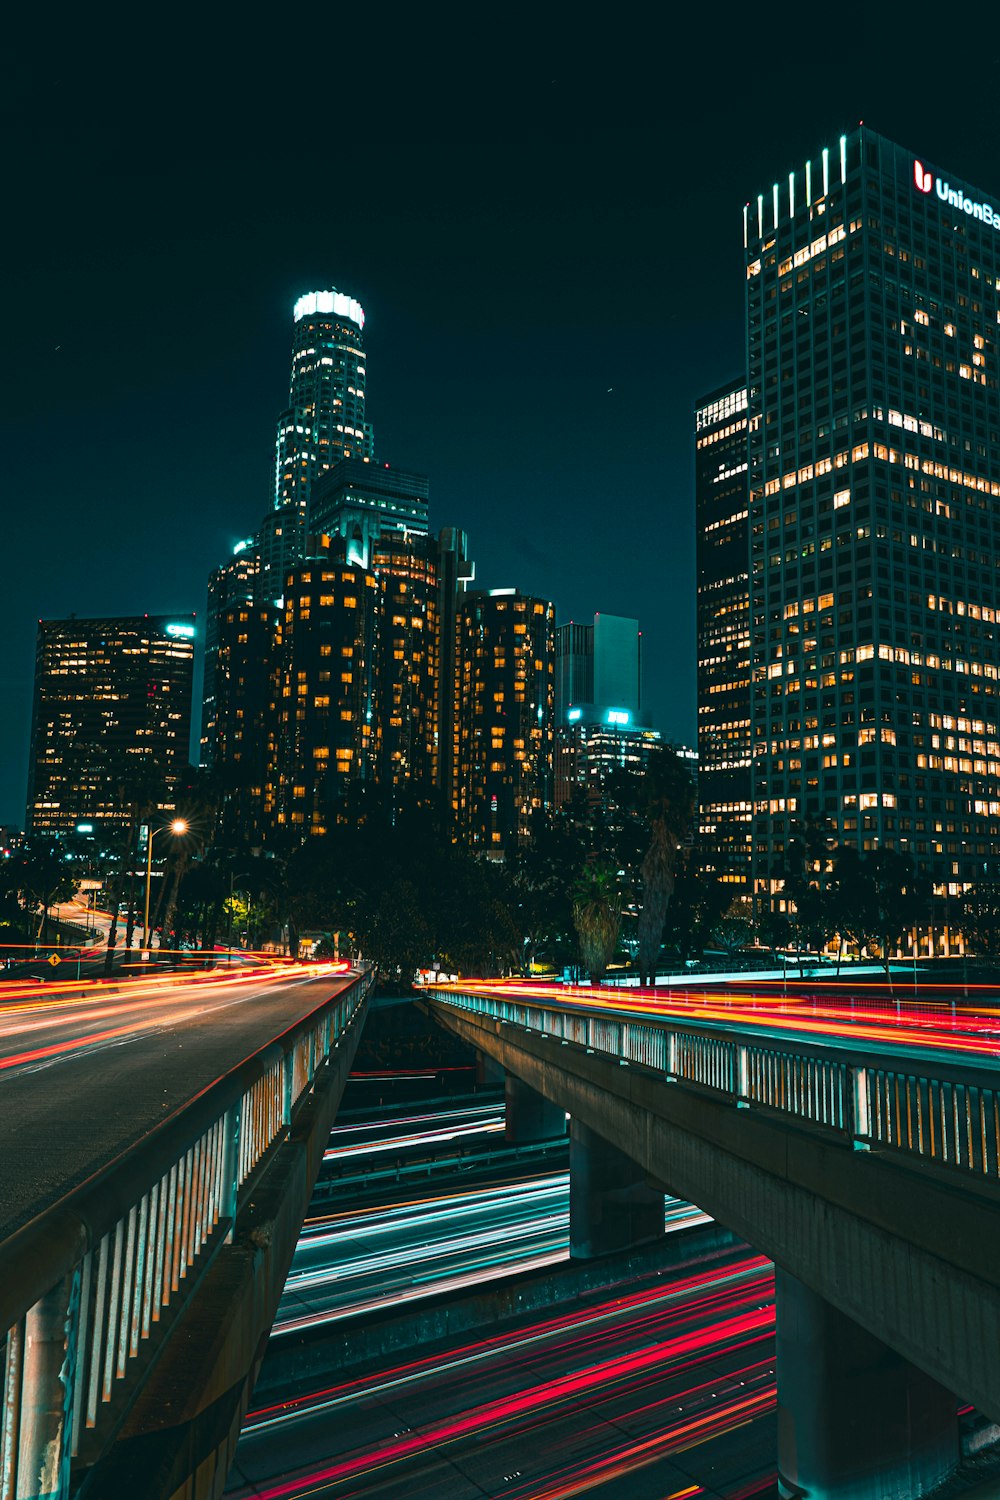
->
695, 380, 751, 889
211, 599, 277, 847
311, 459, 429, 569
554, 716, 663, 811
201, 539, 258, 768
454, 589, 555, 854
553, 612, 654, 811
26, 615, 195, 837
435, 528, 475, 815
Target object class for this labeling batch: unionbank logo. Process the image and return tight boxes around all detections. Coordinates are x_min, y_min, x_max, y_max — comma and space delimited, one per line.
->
913, 157, 1000, 230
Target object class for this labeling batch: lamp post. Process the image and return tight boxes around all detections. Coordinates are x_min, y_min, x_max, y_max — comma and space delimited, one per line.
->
141, 819, 187, 960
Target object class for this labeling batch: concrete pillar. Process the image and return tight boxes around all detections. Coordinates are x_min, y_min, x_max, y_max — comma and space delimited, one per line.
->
475, 1051, 505, 1089
776, 1270, 958, 1500
569, 1118, 664, 1259
504, 1073, 566, 1145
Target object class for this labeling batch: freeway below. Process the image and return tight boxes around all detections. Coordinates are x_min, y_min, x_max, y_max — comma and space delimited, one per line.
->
0, 960, 359, 1241
228, 1242, 776, 1499
274, 1174, 711, 1335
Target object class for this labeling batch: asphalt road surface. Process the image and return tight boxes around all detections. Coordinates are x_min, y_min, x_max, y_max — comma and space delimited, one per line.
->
0, 962, 359, 1240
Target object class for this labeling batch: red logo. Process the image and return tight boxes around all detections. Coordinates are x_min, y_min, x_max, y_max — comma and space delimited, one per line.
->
914, 160, 933, 194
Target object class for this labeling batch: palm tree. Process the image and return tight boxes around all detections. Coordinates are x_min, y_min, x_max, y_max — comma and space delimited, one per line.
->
572, 861, 622, 985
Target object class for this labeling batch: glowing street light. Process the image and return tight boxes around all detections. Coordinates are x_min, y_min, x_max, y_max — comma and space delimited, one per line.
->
141, 819, 188, 959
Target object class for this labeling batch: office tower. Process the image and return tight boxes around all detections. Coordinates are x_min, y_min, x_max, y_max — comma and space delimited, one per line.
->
454, 589, 555, 853
745, 128, 1000, 939
201, 540, 258, 768
554, 718, 663, 811
260, 289, 373, 600
553, 612, 654, 810
554, 614, 641, 717
555, 621, 594, 712
264, 538, 379, 840
695, 381, 752, 888
26, 616, 195, 837
211, 600, 277, 846
369, 530, 439, 808
435, 527, 475, 814
311, 458, 430, 568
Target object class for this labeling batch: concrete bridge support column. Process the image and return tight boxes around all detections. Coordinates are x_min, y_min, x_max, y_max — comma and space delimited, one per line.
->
504, 1074, 566, 1145
569, 1119, 664, 1260
476, 1052, 505, 1089
776, 1270, 959, 1500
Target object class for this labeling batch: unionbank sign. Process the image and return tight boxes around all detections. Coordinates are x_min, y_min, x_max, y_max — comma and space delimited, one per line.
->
914, 158, 1000, 229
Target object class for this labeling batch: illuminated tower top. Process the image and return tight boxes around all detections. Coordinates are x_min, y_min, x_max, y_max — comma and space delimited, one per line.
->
261, 286, 375, 600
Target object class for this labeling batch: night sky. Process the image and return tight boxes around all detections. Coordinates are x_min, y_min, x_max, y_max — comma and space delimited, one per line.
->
5, 8, 999, 826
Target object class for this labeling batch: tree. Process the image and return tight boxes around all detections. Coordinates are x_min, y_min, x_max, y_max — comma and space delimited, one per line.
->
831, 846, 929, 980
960, 880, 1000, 959
612, 747, 695, 985
572, 860, 622, 985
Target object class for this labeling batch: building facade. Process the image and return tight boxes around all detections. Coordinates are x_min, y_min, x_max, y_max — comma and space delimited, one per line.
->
744, 128, 1000, 938
265, 539, 379, 840
454, 589, 555, 854
201, 540, 258, 768
260, 289, 373, 600
695, 380, 752, 888
26, 615, 195, 837
311, 459, 429, 569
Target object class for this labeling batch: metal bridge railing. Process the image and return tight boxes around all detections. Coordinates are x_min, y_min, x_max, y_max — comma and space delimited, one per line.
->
0, 967, 373, 1499
436, 988, 1000, 1183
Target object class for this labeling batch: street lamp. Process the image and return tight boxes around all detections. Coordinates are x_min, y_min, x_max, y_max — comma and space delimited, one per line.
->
141, 819, 187, 959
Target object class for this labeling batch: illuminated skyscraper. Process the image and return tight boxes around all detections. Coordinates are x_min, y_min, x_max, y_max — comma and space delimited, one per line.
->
311, 458, 429, 568
454, 589, 555, 853
26, 616, 195, 837
695, 381, 751, 888
259, 289, 373, 600
265, 538, 379, 839
744, 128, 1000, 943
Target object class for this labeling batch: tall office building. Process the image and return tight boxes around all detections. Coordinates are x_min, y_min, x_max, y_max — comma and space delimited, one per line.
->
201, 540, 258, 768
695, 381, 752, 888
553, 612, 655, 810
370, 530, 439, 806
259, 289, 373, 600
26, 615, 195, 837
211, 599, 277, 846
454, 589, 555, 853
264, 538, 379, 840
311, 459, 429, 569
743, 128, 1000, 938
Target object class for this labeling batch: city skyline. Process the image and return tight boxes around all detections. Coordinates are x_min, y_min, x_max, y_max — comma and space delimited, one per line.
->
6, 17, 1000, 824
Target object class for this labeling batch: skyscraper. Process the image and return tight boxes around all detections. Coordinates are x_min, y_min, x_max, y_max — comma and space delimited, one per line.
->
264, 538, 379, 840
311, 458, 429, 569
695, 381, 752, 889
454, 589, 555, 853
201, 539, 258, 768
742, 128, 1000, 942
26, 616, 195, 837
260, 288, 373, 600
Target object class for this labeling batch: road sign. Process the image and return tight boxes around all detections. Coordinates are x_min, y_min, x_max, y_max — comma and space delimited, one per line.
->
48, 954, 61, 968
79, 879, 103, 891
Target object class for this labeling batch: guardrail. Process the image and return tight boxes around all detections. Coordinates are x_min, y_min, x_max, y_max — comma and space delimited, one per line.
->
0, 966, 373, 1499
434, 988, 1000, 1183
